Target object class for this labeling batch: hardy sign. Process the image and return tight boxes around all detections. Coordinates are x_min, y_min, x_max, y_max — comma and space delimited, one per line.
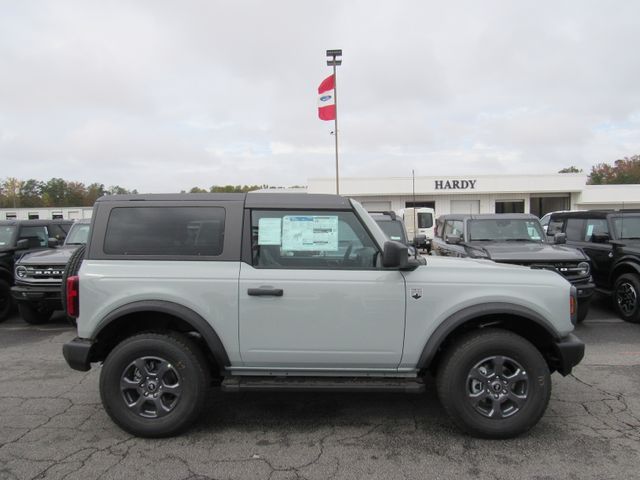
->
435, 179, 477, 190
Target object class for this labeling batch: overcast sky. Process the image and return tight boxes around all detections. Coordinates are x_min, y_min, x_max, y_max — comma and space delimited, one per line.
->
1, 1, 639, 192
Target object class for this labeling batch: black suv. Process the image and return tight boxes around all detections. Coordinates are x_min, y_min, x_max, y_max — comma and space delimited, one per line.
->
432, 213, 595, 322
11, 219, 90, 324
0, 219, 73, 321
548, 210, 640, 323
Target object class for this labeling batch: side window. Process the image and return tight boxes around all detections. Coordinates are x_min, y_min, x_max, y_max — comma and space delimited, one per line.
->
565, 218, 585, 242
585, 219, 609, 242
18, 226, 48, 248
251, 210, 379, 269
104, 207, 225, 256
444, 220, 463, 237
547, 218, 564, 235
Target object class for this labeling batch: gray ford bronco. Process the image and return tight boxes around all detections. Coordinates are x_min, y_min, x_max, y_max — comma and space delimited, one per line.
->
62, 193, 584, 439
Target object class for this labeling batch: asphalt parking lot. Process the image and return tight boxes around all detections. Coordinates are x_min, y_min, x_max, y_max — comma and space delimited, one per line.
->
1, 295, 639, 480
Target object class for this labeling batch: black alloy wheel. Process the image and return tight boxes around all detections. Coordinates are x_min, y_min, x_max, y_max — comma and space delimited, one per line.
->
614, 274, 640, 323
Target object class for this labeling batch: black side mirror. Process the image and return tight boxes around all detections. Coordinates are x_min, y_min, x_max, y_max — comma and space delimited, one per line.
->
16, 239, 29, 250
382, 240, 409, 268
445, 233, 463, 245
591, 233, 610, 244
48, 238, 59, 247
553, 233, 567, 245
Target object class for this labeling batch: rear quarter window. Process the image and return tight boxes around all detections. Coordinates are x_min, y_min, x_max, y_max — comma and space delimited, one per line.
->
104, 206, 225, 256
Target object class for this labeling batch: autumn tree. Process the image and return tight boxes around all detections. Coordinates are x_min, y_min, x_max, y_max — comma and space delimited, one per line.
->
588, 155, 640, 184
558, 166, 583, 173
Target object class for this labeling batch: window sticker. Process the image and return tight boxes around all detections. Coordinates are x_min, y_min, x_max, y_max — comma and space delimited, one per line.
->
258, 218, 282, 245
586, 224, 594, 238
282, 215, 339, 251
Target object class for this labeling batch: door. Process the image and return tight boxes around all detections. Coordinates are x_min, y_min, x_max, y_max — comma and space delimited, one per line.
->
579, 218, 614, 288
238, 209, 406, 369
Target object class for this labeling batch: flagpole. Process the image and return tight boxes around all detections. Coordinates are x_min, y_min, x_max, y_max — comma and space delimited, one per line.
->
326, 49, 342, 195
333, 61, 339, 195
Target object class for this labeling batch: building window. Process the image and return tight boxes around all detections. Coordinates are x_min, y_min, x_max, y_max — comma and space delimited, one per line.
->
5, 213, 16, 220
52, 212, 63, 219
495, 201, 524, 214
28, 213, 39, 220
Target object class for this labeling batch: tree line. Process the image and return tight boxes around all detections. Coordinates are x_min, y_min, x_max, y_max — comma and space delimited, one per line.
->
1, 155, 637, 208
0, 178, 138, 208
559, 154, 640, 184
0, 178, 303, 208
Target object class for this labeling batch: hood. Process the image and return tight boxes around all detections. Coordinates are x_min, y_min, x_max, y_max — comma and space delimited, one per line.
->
464, 241, 586, 262
15, 246, 79, 266
618, 239, 640, 253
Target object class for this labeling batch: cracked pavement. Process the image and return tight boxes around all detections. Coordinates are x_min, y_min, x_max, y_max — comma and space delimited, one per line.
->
1, 295, 639, 480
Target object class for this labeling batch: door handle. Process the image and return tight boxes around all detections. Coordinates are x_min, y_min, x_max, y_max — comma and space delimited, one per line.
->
248, 287, 284, 297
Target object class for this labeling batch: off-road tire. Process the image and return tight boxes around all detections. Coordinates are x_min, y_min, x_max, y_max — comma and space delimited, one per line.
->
0, 279, 12, 322
436, 329, 551, 439
61, 245, 85, 324
613, 273, 640, 323
18, 303, 53, 325
100, 332, 210, 438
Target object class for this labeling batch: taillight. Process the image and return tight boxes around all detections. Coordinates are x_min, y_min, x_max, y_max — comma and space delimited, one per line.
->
569, 286, 577, 325
67, 276, 79, 318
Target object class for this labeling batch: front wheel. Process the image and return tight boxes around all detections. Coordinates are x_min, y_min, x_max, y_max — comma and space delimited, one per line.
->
18, 303, 53, 325
100, 332, 210, 438
613, 274, 640, 323
576, 299, 590, 323
436, 329, 551, 439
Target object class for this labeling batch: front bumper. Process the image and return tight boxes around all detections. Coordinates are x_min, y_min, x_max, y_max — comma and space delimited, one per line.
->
62, 337, 94, 372
11, 284, 62, 308
571, 279, 596, 299
552, 333, 585, 376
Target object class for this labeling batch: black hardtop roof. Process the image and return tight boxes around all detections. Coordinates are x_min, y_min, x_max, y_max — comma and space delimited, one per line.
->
0, 219, 73, 226
96, 192, 352, 210
437, 213, 539, 222
550, 209, 640, 219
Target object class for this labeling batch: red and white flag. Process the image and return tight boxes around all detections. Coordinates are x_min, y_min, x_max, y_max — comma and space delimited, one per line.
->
317, 74, 336, 121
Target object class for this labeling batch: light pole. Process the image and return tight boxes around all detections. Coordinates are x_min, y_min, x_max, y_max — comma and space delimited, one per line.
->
326, 49, 342, 195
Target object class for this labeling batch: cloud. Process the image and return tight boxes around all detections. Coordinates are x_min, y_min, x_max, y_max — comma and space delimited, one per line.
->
0, 0, 639, 192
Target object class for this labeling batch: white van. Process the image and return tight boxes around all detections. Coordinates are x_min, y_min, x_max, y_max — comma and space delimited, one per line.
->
401, 207, 435, 250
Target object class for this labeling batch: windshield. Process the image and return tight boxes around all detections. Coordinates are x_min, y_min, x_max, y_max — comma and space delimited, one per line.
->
418, 212, 433, 229
468, 219, 545, 242
376, 220, 407, 243
612, 216, 640, 239
0, 226, 16, 247
65, 223, 90, 245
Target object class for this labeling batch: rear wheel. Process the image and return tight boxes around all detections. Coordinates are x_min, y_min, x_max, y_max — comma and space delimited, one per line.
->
0, 279, 12, 322
613, 273, 640, 323
18, 303, 53, 325
436, 329, 551, 439
100, 332, 210, 438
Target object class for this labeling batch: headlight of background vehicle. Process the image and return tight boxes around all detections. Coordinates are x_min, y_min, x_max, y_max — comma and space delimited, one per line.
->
15, 265, 28, 279
577, 261, 590, 277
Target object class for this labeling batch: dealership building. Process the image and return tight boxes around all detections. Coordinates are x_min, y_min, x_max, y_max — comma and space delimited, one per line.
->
1, 173, 639, 220
308, 173, 640, 216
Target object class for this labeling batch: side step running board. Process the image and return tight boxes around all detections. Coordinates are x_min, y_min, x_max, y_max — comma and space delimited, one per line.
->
221, 376, 425, 393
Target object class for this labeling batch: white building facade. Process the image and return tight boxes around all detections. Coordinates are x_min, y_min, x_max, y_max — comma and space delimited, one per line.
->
308, 174, 640, 216
1, 174, 638, 220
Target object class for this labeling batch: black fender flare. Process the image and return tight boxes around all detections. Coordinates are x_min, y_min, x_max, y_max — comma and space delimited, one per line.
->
610, 260, 640, 285
416, 302, 560, 370
95, 300, 230, 368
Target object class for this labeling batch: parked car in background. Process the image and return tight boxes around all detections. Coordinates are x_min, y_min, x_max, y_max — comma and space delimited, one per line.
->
547, 210, 640, 323
401, 207, 435, 251
0, 219, 73, 321
63, 193, 583, 439
540, 210, 583, 233
432, 213, 595, 322
370, 211, 418, 256
11, 219, 91, 324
